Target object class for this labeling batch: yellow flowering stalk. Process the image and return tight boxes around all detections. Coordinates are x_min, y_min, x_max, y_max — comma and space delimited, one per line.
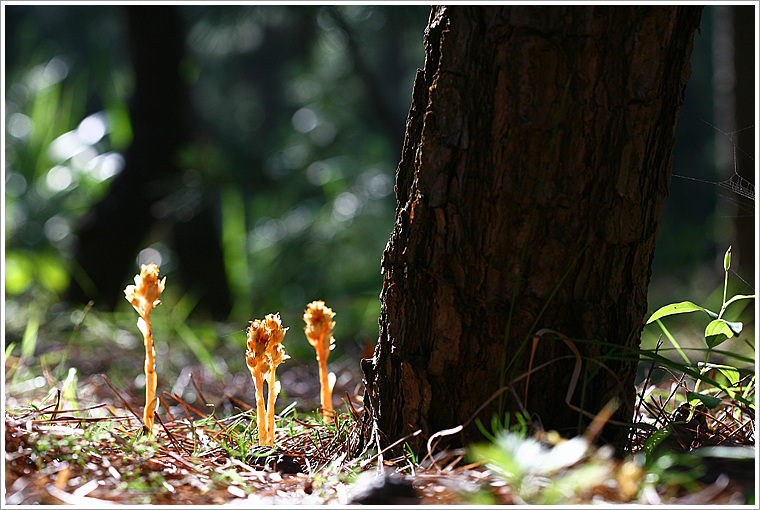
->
124, 263, 166, 435
245, 313, 289, 447
303, 301, 336, 422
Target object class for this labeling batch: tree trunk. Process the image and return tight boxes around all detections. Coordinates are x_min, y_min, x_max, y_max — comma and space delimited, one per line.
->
361, 5, 702, 453
722, 5, 755, 281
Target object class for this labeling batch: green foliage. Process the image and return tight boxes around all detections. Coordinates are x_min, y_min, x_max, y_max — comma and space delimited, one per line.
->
469, 430, 609, 504
645, 246, 755, 413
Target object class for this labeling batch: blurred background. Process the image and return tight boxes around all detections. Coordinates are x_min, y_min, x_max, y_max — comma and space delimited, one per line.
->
3, 5, 755, 400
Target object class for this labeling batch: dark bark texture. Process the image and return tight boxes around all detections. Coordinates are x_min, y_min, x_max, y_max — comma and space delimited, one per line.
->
361, 5, 703, 453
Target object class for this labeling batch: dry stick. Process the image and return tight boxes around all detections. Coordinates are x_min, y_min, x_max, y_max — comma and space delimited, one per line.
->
17, 401, 58, 420
630, 336, 663, 449
225, 394, 253, 412
33, 402, 109, 419
654, 373, 688, 427
342, 392, 361, 422
163, 391, 209, 418
162, 391, 230, 433
158, 395, 176, 422
100, 374, 143, 425
190, 373, 209, 407
34, 415, 130, 425
155, 411, 185, 455
164, 449, 203, 473
50, 389, 62, 421
722, 418, 753, 443
356, 429, 423, 470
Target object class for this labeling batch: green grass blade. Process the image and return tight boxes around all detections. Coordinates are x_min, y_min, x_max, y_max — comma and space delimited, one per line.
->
5, 343, 17, 363
654, 319, 691, 364
20, 306, 40, 361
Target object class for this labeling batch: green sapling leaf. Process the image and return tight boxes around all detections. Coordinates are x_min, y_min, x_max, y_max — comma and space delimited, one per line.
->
713, 365, 740, 387
646, 301, 709, 324
687, 391, 722, 409
704, 319, 734, 348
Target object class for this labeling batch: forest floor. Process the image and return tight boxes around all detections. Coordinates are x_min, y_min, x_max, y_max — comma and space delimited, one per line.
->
3, 306, 756, 505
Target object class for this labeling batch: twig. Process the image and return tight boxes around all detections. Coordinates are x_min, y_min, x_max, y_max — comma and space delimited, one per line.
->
162, 391, 229, 433
51, 389, 62, 421
357, 429, 422, 470
191, 373, 209, 407
155, 411, 185, 455
225, 394, 252, 412
158, 395, 176, 422
99, 374, 142, 425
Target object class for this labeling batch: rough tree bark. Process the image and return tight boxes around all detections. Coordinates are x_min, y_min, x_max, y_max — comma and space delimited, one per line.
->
361, 5, 703, 453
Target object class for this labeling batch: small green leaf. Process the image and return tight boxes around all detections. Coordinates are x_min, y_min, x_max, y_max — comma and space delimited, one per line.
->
687, 391, 722, 409
646, 301, 707, 325
708, 364, 741, 387
705, 319, 734, 348
643, 423, 677, 463
723, 246, 732, 272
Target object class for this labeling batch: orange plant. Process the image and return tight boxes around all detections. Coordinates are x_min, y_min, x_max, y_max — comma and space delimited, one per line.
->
124, 263, 166, 435
245, 313, 289, 446
303, 301, 336, 422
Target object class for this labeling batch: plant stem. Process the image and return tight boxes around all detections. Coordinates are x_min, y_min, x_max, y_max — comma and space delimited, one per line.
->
689, 350, 712, 421
143, 313, 157, 435
720, 267, 729, 319
254, 372, 269, 446
317, 339, 333, 422
266, 369, 277, 447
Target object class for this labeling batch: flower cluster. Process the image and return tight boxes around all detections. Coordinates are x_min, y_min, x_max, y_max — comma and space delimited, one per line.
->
124, 263, 166, 320
246, 313, 289, 446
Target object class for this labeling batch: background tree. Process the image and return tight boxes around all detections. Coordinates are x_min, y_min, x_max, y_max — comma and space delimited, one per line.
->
66, 5, 232, 320
361, 5, 704, 453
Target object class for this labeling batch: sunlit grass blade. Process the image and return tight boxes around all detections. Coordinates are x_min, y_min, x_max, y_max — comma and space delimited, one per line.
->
653, 320, 691, 364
